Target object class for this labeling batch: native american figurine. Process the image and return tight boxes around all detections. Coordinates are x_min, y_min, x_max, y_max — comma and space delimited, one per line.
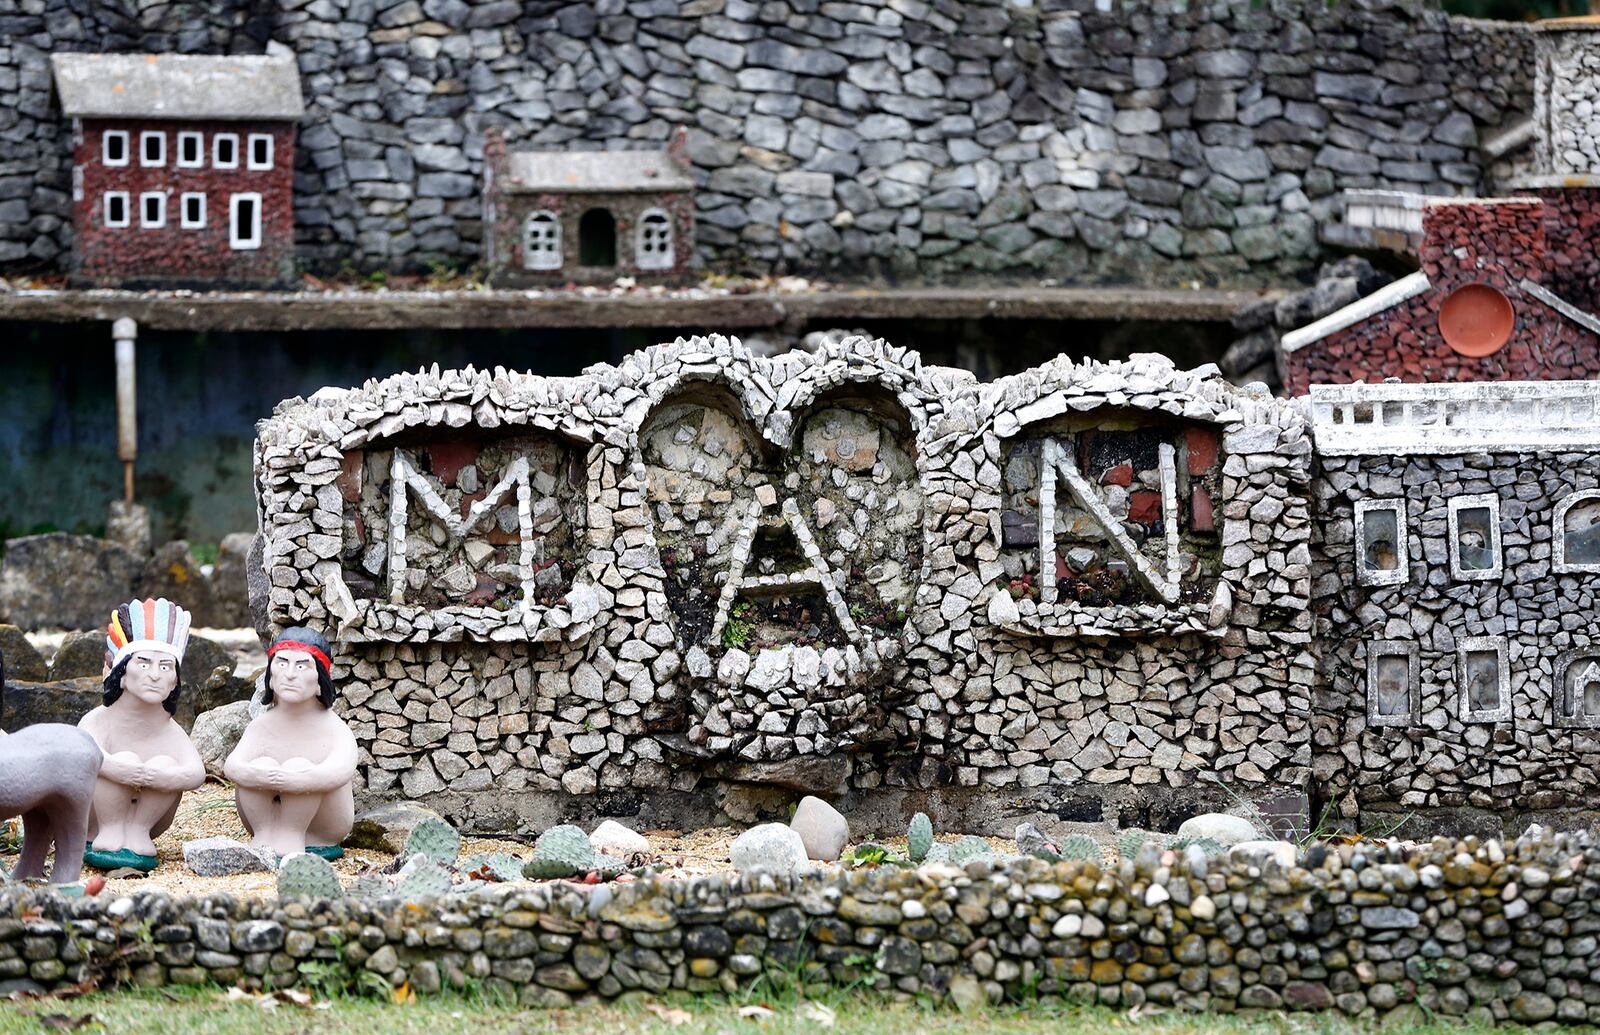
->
225, 627, 356, 858
77, 599, 206, 872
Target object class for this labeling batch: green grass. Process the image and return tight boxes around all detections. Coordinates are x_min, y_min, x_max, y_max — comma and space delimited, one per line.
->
0, 987, 1528, 1035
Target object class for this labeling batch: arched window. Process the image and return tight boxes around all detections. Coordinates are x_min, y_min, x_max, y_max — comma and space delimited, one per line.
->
579, 208, 617, 267
636, 208, 674, 270
1555, 489, 1600, 573
523, 211, 562, 270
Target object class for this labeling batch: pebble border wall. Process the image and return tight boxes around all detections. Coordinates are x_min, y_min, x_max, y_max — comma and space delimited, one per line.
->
7, 829, 1600, 1026
0, 0, 1535, 282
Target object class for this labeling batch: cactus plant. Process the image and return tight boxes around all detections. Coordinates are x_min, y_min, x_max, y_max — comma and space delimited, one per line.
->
464, 852, 524, 883
394, 862, 452, 903
1057, 834, 1104, 866
277, 852, 343, 901
1171, 836, 1226, 857
907, 812, 933, 863
402, 817, 461, 867
949, 835, 993, 865
521, 824, 595, 880
924, 842, 952, 866
590, 854, 628, 880
1117, 830, 1152, 861
345, 874, 390, 901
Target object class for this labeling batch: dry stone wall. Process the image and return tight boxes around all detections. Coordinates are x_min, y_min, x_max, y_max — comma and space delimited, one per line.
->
0, 0, 1534, 282
6, 829, 1600, 1027
253, 335, 1312, 834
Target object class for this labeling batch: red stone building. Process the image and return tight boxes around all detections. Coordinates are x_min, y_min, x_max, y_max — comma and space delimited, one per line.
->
1280, 193, 1600, 396
51, 52, 303, 288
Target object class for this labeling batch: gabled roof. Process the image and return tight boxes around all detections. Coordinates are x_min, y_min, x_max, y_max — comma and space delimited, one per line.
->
51, 52, 304, 121
1281, 271, 1600, 355
505, 149, 694, 194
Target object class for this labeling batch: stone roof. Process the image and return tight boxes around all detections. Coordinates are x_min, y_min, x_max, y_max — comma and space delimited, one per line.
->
504, 149, 694, 194
50, 52, 304, 121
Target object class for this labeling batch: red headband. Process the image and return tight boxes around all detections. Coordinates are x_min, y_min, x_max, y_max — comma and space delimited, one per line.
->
267, 640, 332, 672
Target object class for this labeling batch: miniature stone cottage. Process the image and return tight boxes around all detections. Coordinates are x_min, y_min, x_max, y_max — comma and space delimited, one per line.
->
484, 129, 695, 286
50, 51, 303, 288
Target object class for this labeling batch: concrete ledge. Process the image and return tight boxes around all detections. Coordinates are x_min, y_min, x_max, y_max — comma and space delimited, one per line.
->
0, 286, 1272, 332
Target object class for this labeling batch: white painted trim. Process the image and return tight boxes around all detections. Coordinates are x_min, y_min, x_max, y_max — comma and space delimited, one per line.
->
180, 191, 206, 229
1555, 649, 1600, 729
1555, 489, 1600, 574
1280, 271, 1433, 351
139, 130, 165, 167
1310, 381, 1600, 456
1447, 493, 1501, 582
1354, 498, 1407, 587
247, 133, 274, 170
522, 210, 562, 270
1519, 278, 1600, 337
103, 190, 130, 228
102, 130, 129, 167
213, 132, 240, 170
1458, 635, 1511, 724
139, 191, 166, 228
1366, 639, 1418, 728
635, 207, 674, 270
177, 131, 204, 168
229, 192, 262, 250
1504, 173, 1600, 189
1280, 271, 1432, 354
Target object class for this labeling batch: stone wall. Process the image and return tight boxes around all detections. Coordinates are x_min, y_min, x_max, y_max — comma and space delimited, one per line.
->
5, 829, 1600, 1026
252, 336, 1312, 835
0, 0, 1535, 283
1310, 381, 1600, 833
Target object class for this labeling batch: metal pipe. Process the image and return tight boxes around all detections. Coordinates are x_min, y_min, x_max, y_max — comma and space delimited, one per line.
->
113, 317, 137, 504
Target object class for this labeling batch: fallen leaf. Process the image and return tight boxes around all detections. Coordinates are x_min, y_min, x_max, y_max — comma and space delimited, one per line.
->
799, 1002, 836, 1027
392, 982, 416, 1005
737, 1005, 775, 1021
645, 1002, 692, 1025
37, 1016, 94, 1029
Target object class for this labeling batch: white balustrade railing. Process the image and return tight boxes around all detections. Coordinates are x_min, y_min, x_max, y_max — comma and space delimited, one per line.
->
1310, 381, 1600, 455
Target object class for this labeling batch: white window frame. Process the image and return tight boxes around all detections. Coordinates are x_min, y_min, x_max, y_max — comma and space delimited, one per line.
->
177, 131, 204, 168
522, 210, 562, 270
1366, 640, 1418, 729
139, 191, 166, 229
1354, 499, 1407, 587
247, 133, 274, 170
180, 192, 206, 229
1447, 493, 1501, 581
1458, 635, 1511, 724
1555, 489, 1600, 574
229, 192, 262, 250
103, 191, 130, 228
213, 132, 240, 170
1556, 649, 1600, 729
635, 207, 674, 270
139, 131, 166, 167
102, 130, 129, 167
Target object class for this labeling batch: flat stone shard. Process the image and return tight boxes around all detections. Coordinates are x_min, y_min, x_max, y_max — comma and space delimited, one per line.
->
789, 796, 850, 861
183, 836, 276, 876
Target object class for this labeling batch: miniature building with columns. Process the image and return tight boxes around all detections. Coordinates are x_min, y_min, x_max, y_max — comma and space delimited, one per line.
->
50, 51, 303, 288
484, 129, 695, 286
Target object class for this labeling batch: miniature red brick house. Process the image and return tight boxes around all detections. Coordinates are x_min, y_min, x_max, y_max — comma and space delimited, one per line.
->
1279, 196, 1600, 395
484, 128, 695, 286
50, 52, 303, 288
